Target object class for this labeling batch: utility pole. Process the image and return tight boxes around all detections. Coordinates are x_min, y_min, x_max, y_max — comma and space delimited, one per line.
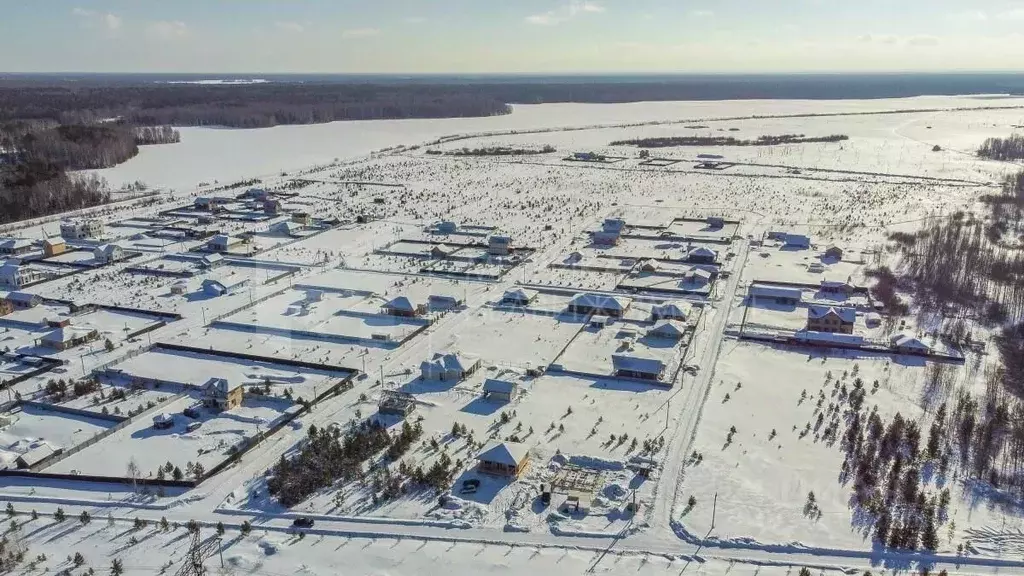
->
711, 492, 718, 530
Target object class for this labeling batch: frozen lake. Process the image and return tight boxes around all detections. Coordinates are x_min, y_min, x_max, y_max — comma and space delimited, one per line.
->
89, 95, 1022, 191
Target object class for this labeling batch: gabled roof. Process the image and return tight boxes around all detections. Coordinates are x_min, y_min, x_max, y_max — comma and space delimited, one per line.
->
651, 301, 690, 319
483, 378, 518, 395
784, 233, 811, 246
683, 268, 713, 282
40, 325, 96, 344
794, 330, 865, 346
203, 377, 231, 395
569, 292, 631, 311
5, 291, 39, 304
807, 305, 856, 323
890, 333, 930, 350
0, 239, 33, 250
612, 352, 665, 375
421, 351, 480, 374
648, 320, 686, 338
201, 253, 224, 266
476, 440, 529, 466
502, 287, 537, 302
43, 238, 65, 247
687, 246, 718, 259
384, 295, 416, 311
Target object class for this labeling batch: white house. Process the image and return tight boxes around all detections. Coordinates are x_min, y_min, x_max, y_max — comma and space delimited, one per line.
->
0, 261, 44, 288
482, 378, 518, 403
93, 243, 124, 264
201, 277, 250, 297
419, 351, 481, 382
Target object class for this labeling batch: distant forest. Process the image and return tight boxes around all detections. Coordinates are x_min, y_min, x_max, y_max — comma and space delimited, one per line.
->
610, 134, 850, 148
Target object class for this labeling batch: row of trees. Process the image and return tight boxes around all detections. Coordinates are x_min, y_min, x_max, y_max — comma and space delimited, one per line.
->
610, 134, 849, 148
978, 134, 1024, 160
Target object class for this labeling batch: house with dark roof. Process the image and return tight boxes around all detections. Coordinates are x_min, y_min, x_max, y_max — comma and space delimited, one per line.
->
381, 296, 425, 317
567, 293, 631, 317
612, 352, 665, 380
501, 287, 537, 306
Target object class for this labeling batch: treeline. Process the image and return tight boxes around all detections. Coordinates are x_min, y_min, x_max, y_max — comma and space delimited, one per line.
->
610, 134, 849, 148
135, 125, 180, 146
0, 166, 109, 224
0, 83, 512, 129
425, 145, 556, 157
978, 134, 1024, 161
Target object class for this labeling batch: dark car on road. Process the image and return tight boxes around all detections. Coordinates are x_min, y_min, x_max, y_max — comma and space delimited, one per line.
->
292, 517, 315, 528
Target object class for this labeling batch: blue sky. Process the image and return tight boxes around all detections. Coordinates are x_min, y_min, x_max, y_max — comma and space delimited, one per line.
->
2, 1, 1024, 73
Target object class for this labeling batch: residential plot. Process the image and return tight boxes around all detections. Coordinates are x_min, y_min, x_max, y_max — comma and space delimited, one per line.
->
0, 404, 114, 468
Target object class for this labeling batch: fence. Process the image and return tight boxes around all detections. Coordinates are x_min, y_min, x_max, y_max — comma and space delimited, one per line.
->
19, 400, 127, 423
152, 343, 359, 375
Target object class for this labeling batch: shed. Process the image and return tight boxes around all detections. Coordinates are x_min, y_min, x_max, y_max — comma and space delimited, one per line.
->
428, 293, 462, 310
271, 221, 302, 237
592, 231, 621, 246
476, 440, 530, 477
482, 378, 518, 403
891, 333, 931, 354
682, 268, 713, 285
16, 444, 57, 469
638, 259, 660, 273
602, 218, 626, 233
200, 253, 225, 269
208, 234, 243, 252
436, 221, 458, 234
501, 287, 537, 306
824, 245, 843, 260
5, 291, 40, 309
170, 281, 189, 295
201, 278, 249, 297
611, 352, 665, 380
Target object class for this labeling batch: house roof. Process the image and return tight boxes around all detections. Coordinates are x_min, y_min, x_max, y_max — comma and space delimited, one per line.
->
5, 291, 39, 304
43, 238, 65, 247
687, 246, 718, 259
569, 292, 631, 311
203, 377, 231, 395
603, 218, 626, 232
652, 301, 690, 319
476, 440, 529, 466
210, 234, 240, 245
40, 326, 96, 344
683, 268, 713, 282
0, 239, 33, 250
648, 320, 686, 338
202, 253, 224, 265
384, 296, 417, 311
502, 287, 537, 302
749, 284, 803, 301
807, 305, 856, 323
612, 352, 665, 375
421, 351, 480, 374
16, 444, 55, 467
483, 378, 518, 395
890, 333, 930, 350
784, 233, 811, 245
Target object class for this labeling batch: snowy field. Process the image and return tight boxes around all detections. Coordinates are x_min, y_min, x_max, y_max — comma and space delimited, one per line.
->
4, 96, 1024, 575
0, 404, 113, 468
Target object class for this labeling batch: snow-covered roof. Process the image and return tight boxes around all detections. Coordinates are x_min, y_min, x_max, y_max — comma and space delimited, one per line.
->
784, 234, 811, 246
602, 218, 626, 232
687, 246, 718, 259
683, 268, 713, 282
611, 352, 665, 375
203, 377, 231, 396
43, 238, 65, 247
569, 292, 631, 311
40, 326, 96, 344
210, 234, 241, 245
5, 291, 39, 304
483, 378, 518, 395
476, 440, 529, 466
202, 253, 224, 266
749, 284, 802, 301
421, 351, 480, 374
502, 287, 537, 302
384, 296, 417, 311
16, 444, 55, 467
648, 320, 686, 338
890, 333, 930, 351
0, 239, 33, 250
807, 305, 856, 323
651, 301, 690, 319
153, 413, 174, 424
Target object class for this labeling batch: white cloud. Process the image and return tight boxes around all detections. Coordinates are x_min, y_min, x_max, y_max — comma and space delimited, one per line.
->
71, 7, 123, 32
690, 9, 714, 18
906, 34, 939, 47
274, 21, 305, 33
341, 27, 381, 39
148, 20, 189, 39
526, 1, 605, 26
1000, 8, 1024, 20
946, 10, 988, 22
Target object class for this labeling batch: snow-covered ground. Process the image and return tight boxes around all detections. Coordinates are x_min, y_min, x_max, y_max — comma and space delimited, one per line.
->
3, 96, 1024, 574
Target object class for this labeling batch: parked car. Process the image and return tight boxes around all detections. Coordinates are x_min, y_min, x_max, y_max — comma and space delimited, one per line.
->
459, 479, 480, 495
186, 421, 202, 433
292, 517, 314, 528
183, 407, 201, 419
